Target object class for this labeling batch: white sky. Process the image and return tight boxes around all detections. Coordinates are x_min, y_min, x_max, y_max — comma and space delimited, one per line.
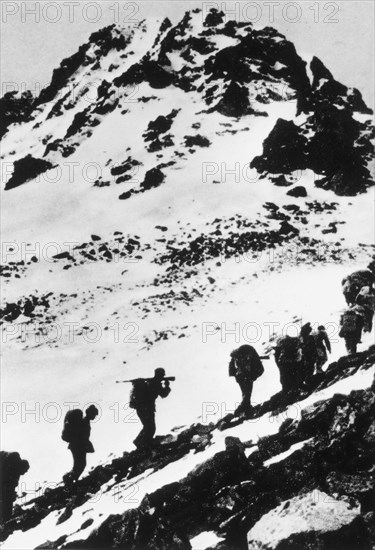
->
0, 1, 374, 107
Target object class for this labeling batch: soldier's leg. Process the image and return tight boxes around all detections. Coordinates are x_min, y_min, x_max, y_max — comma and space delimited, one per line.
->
236, 378, 253, 413
279, 364, 290, 392
315, 350, 325, 373
142, 410, 156, 444
344, 337, 350, 354
306, 360, 315, 380
364, 308, 373, 332
315, 358, 323, 373
234, 377, 245, 413
345, 337, 356, 355
134, 409, 156, 448
64, 448, 79, 484
293, 362, 304, 390
133, 409, 147, 448
244, 381, 253, 413
71, 447, 87, 480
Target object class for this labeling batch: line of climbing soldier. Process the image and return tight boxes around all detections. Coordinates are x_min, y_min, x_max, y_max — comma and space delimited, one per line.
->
271, 260, 375, 395
1, 261, 374, 524
340, 260, 375, 354
230, 323, 331, 410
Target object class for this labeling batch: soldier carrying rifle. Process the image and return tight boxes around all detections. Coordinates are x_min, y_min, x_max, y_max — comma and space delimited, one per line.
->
117, 368, 175, 450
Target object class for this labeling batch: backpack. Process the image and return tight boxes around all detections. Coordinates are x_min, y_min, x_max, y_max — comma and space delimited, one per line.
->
228, 357, 236, 377
251, 357, 264, 381
61, 409, 83, 443
340, 310, 361, 336
230, 345, 264, 381
356, 287, 375, 312
277, 336, 302, 365
129, 379, 149, 409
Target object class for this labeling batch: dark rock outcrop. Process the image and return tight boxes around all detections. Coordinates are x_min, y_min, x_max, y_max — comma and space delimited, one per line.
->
64, 107, 100, 140
143, 60, 175, 89
144, 110, 179, 142
110, 157, 141, 183
252, 106, 374, 196
184, 134, 211, 148
141, 168, 166, 190
143, 110, 179, 151
216, 82, 252, 118
251, 49, 373, 197
37, 25, 130, 106
204, 8, 225, 27
0, 91, 35, 139
251, 119, 308, 174
287, 186, 307, 198
5, 155, 56, 190
310, 56, 372, 115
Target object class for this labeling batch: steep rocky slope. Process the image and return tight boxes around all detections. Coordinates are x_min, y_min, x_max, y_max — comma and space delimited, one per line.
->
1, 347, 374, 549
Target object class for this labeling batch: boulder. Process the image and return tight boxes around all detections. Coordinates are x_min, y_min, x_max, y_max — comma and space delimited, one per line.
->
143, 60, 175, 89
143, 110, 178, 142
71, 506, 191, 549
251, 119, 308, 174
5, 155, 56, 191
184, 135, 211, 148
287, 186, 307, 198
247, 490, 369, 550
216, 82, 251, 118
0, 90, 35, 139
204, 8, 225, 27
118, 190, 134, 200
271, 175, 293, 187
141, 168, 165, 190
278, 221, 299, 236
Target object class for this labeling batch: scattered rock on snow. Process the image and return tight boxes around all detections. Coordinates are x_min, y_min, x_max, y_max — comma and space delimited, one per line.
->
287, 186, 307, 198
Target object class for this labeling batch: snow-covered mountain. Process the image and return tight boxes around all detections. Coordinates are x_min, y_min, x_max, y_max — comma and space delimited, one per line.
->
1, 7, 374, 549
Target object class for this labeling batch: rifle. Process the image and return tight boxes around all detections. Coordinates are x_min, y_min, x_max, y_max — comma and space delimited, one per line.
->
116, 376, 176, 384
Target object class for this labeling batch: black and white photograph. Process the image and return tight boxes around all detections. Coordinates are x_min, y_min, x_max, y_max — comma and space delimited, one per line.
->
0, 1, 374, 548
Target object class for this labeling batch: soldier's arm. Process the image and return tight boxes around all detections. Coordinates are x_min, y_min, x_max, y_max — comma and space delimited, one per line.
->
159, 380, 171, 398
323, 332, 331, 353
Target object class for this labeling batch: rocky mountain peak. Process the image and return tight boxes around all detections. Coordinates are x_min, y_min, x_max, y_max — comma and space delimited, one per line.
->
310, 55, 334, 89
1, 7, 373, 197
